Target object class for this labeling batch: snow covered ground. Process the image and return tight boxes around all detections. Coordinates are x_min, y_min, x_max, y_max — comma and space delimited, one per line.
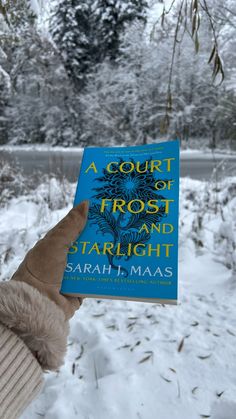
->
0, 175, 236, 419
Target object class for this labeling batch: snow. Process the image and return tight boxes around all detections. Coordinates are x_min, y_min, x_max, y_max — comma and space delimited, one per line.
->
0, 65, 11, 94
180, 149, 236, 159
0, 144, 84, 153
0, 173, 236, 419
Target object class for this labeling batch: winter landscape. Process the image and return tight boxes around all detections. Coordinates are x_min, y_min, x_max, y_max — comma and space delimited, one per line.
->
0, 169, 236, 419
0, 0, 236, 419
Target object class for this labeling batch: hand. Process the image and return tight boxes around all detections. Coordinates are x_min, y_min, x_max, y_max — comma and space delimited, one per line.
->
11, 201, 89, 320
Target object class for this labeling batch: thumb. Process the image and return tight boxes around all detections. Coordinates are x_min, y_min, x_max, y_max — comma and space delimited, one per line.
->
21, 200, 89, 285
44, 200, 89, 248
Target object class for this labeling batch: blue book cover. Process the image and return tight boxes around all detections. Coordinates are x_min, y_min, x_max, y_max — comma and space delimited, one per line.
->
61, 141, 179, 304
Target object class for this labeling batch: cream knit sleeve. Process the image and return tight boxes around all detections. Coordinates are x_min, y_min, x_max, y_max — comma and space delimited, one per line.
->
0, 322, 43, 419
0, 281, 70, 419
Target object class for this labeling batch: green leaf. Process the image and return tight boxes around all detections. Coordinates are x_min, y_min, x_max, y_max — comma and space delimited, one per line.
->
197, 354, 212, 360
138, 353, 153, 364
161, 6, 165, 27
192, 13, 197, 36
208, 45, 216, 64
177, 337, 185, 352
160, 375, 172, 383
195, 33, 199, 53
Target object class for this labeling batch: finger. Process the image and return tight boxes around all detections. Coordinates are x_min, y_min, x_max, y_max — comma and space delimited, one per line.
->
45, 200, 89, 247
53, 294, 83, 320
35, 284, 83, 320
23, 201, 89, 284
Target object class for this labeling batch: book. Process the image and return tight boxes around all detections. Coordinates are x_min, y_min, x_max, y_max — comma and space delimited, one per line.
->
60, 140, 180, 304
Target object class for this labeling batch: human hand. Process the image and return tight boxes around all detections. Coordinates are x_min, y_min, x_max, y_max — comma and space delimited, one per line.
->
11, 201, 89, 320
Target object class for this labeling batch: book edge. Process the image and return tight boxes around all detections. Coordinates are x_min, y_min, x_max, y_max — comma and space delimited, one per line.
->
62, 292, 178, 305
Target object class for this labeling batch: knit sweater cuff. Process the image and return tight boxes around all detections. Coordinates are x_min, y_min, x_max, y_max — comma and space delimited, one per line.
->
0, 322, 43, 419
0, 281, 69, 371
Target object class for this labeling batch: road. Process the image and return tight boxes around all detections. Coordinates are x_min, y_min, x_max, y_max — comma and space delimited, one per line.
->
1, 148, 236, 182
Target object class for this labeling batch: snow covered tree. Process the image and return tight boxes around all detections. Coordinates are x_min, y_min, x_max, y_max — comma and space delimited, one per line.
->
4, 28, 81, 145
0, 0, 36, 30
0, 0, 235, 147
50, 0, 148, 89
50, 0, 93, 90
0, 64, 11, 144
92, 0, 148, 62
79, 22, 165, 146
80, 9, 236, 148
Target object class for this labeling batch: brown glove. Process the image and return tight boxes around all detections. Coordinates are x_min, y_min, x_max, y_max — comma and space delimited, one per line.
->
11, 200, 89, 320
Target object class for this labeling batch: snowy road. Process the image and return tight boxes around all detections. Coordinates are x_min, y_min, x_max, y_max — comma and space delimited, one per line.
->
1, 148, 236, 181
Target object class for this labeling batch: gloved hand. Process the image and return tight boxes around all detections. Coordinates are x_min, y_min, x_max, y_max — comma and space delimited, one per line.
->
11, 200, 89, 320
